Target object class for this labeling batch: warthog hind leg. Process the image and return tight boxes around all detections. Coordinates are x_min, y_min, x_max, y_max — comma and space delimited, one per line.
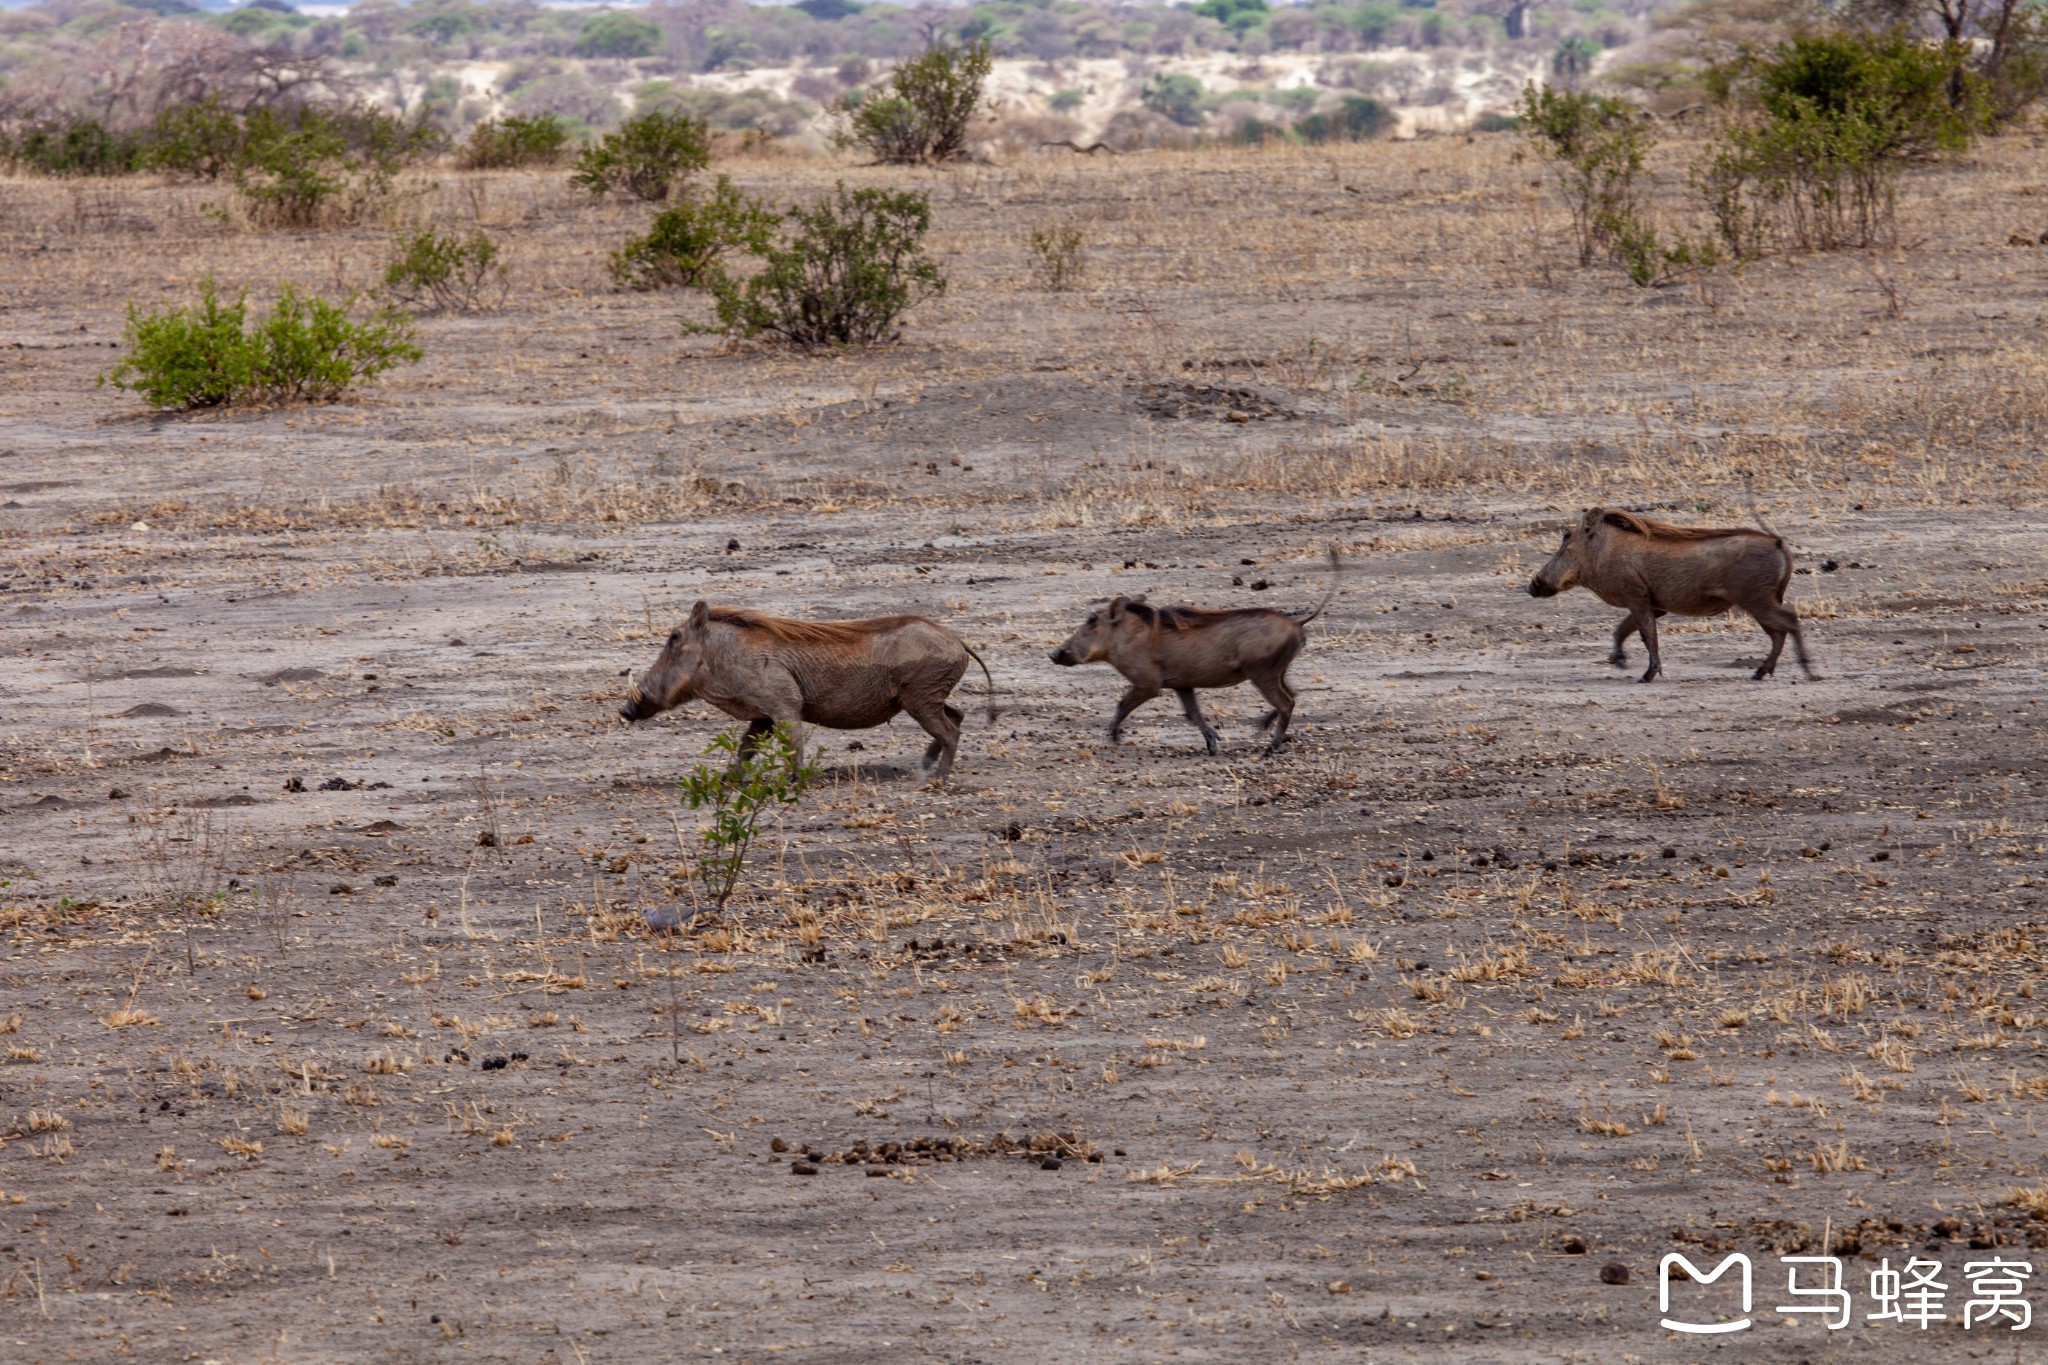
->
1249, 671, 1297, 755
1174, 688, 1221, 756
907, 699, 964, 781
1109, 686, 1160, 744
1750, 602, 1813, 681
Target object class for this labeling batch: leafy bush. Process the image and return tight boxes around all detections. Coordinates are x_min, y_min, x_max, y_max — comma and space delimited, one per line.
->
842, 40, 993, 163
1517, 83, 1655, 269
570, 108, 710, 201
1142, 71, 1208, 126
1296, 95, 1393, 143
577, 11, 662, 58
143, 99, 249, 180
610, 175, 779, 290
678, 723, 818, 916
705, 184, 944, 349
101, 280, 421, 410
2, 118, 145, 176
384, 227, 507, 312
1026, 221, 1086, 290
1700, 30, 1985, 255
457, 114, 570, 170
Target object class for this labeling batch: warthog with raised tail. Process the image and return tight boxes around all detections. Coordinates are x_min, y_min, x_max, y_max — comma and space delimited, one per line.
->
620, 603, 995, 781
1529, 508, 1814, 683
1050, 548, 1340, 756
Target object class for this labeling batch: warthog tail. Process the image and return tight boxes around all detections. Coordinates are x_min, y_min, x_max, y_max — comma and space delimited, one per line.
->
962, 640, 1000, 724
1291, 542, 1345, 627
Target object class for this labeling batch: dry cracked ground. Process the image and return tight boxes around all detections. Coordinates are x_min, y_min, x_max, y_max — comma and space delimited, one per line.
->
2, 139, 2048, 1362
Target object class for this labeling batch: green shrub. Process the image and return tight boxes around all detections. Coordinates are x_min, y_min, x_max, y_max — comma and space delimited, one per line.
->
577, 11, 662, 59
842, 40, 993, 163
142, 98, 248, 180
1699, 30, 1986, 255
384, 227, 507, 312
610, 175, 779, 290
678, 723, 818, 916
1142, 71, 1208, 127
570, 108, 710, 201
1049, 88, 1085, 112
1025, 221, 1086, 290
101, 279, 421, 409
1517, 83, 1654, 268
1296, 96, 1393, 144
3, 118, 145, 176
705, 184, 944, 349
457, 114, 570, 170
229, 106, 438, 227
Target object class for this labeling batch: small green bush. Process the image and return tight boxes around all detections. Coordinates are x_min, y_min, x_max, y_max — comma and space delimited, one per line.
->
101, 280, 421, 410
571, 109, 710, 201
1025, 221, 1086, 290
610, 176, 778, 290
678, 723, 818, 916
457, 114, 570, 170
842, 40, 993, 163
1517, 83, 1654, 268
229, 106, 438, 227
2, 118, 145, 176
142, 98, 248, 180
705, 184, 944, 349
1700, 30, 1986, 255
384, 227, 507, 312
1142, 71, 1208, 127
1296, 96, 1393, 144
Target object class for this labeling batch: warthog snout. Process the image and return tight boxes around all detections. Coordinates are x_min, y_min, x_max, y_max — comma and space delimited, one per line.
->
618, 689, 658, 723
1528, 575, 1558, 598
1050, 646, 1077, 666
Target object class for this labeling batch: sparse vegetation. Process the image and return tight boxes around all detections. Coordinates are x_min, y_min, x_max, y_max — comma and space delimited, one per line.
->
1025, 221, 1087, 290
570, 108, 711, 202
841, 40, 993, 163
678, 724, 819, 915
705, 183, 944, 348
101, 279, 421, 410
457, 114, 571, 170
384, 227, 508, 313
609, 176, 779, 291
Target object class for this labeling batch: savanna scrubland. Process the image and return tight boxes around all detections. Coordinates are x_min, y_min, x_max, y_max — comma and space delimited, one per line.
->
4, 31, 2048, 1362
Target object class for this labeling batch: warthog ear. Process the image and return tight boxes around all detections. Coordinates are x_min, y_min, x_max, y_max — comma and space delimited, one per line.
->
1106, 595, 1129, 622
1580, 508, 1603, 534
686, 600, 710, 632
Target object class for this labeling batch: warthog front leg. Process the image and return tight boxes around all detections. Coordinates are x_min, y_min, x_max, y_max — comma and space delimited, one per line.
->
1109, 686, 1160, 744
1632, 607, 1663, 683
1610, 610, 1666, 669
732, 717, 777, 765
1174, 688, 1221, 756
1609, 615, 1637, 668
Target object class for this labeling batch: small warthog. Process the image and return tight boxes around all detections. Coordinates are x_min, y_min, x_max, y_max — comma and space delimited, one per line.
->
620, 603, 995, 780
1050, 549, 1339, 756
1529, 507, 1814, 683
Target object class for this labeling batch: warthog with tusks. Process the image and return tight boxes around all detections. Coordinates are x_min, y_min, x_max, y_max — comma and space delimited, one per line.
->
1050, 548, 1340, 756
620, 603, 995, 781
1529, 507, 1814, 683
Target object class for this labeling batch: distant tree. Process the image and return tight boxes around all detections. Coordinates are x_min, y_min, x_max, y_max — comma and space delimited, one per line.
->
578, 13, 663, 59
1142, 71, 1206, 125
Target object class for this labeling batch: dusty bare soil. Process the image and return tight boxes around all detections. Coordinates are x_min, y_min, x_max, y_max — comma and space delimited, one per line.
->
3, 138, 2048, 1362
